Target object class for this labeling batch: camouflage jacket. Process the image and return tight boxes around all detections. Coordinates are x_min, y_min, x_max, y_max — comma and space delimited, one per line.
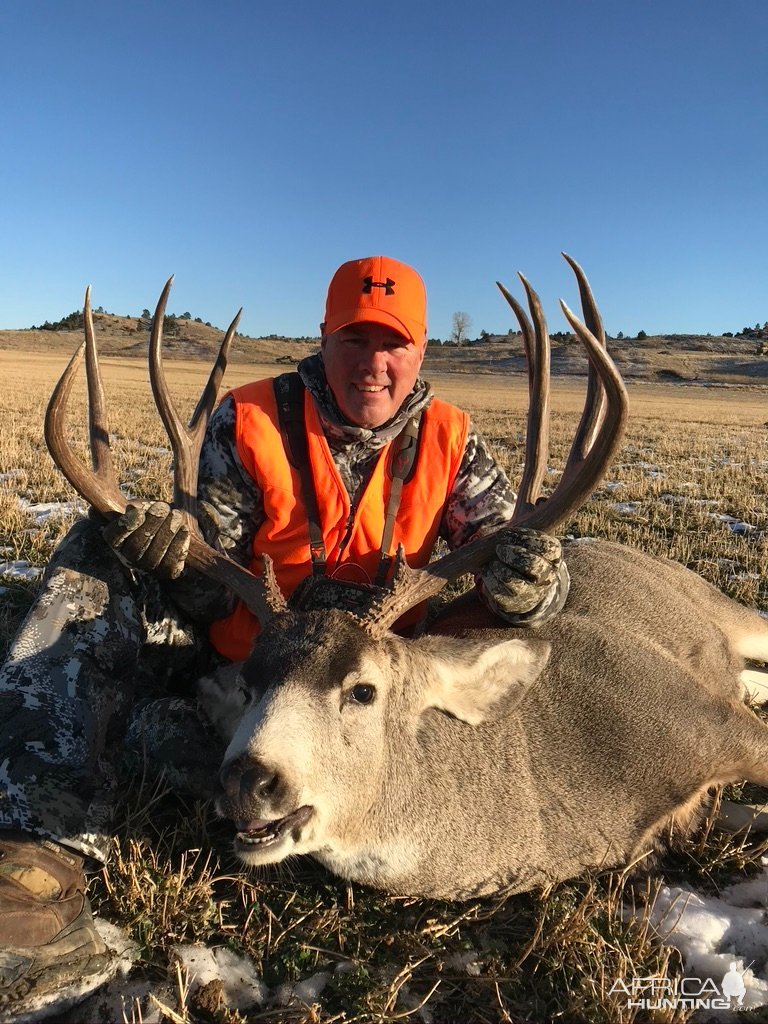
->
171, 353, 523, 624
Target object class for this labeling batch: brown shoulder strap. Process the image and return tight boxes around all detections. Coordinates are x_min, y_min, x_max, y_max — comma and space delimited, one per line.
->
375, 413, 423, 584
273, 373, 327, 574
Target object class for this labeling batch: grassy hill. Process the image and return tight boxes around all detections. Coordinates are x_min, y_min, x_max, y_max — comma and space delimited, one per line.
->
1, 313, 766, 386
0, 312, 318, 366
427, 332, 768, 386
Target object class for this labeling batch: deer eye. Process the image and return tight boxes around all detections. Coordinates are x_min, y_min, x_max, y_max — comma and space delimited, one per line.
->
349, 683, 376, 705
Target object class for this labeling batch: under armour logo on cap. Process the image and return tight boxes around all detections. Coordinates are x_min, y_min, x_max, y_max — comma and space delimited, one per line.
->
362, 276, 395, 296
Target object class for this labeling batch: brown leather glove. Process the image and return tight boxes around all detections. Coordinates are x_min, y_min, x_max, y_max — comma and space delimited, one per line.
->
476, 527, 569, 625
102, 500, 190, 580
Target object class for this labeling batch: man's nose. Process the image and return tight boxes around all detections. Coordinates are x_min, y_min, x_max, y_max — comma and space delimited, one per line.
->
363, 347, 388, 375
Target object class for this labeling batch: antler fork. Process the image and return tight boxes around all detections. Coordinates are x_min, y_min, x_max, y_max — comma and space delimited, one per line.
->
362, 254, 629, 635
44, 280, 288, 625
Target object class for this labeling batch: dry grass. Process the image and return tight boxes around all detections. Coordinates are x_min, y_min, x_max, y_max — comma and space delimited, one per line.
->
1, 346, 767, 1022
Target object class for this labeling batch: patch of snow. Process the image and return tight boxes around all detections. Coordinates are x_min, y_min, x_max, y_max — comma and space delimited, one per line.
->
19, 498, 86, 525
714, 457, 768, 469
54, 938, 267, 1023
0, 469, 25, 485
445, 950, 483, 976
0, 560, 43, 581
273, 970, 331, 1008
623, 865, 768, 1016
613, 501, 642, 516
96, 919, 142, 973
718, 558, 761, 582
172, 943, 268, 1009
710, 513, 757, 535
660, 493, 719, 507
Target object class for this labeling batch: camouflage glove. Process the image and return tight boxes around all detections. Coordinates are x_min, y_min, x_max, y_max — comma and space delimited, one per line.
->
102, 500, 190, 580
476, 527, 569, 626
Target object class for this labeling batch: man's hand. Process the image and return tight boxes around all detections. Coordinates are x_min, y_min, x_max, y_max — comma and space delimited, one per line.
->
102, 501, 190, 580
476, 527, 569, 625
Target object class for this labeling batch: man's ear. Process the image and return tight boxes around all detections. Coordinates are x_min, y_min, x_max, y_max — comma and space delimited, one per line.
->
416, 636, 550, 726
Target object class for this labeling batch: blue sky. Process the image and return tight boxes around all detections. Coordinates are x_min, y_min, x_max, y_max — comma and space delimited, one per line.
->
1, 0, 765, 340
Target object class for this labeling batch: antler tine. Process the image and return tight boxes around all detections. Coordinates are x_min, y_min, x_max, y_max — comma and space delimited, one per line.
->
515, 300, 628, 532
561, 253, 608, 465
44, 289, 127, 516
148, 276, 242, 525
496, 278, 550, 517
83, 286, 119, 489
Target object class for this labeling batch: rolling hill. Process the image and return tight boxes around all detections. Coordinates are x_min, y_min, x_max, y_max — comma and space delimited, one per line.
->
0, 313, 765, 386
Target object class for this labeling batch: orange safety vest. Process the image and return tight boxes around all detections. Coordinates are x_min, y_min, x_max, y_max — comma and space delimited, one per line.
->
209, 378, 470, 661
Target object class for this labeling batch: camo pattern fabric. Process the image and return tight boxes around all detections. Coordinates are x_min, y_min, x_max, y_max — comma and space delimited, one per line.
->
170, 353, 522, 624
0, 517, 220, 862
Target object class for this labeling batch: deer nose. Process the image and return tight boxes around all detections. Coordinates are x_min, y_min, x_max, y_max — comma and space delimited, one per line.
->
219, 757, 280, 801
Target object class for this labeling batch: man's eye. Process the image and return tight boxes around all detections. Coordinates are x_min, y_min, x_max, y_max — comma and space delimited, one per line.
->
350, 684, 376, 705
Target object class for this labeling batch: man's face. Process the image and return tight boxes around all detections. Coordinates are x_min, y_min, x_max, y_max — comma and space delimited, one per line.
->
321, 323, 425, 428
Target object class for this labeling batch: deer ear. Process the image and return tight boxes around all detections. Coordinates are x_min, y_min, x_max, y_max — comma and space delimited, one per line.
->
418, 637, 550, 726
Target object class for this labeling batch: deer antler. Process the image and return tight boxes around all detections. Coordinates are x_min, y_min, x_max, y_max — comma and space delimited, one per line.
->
362, 254, 629, 636
45, 280, 288, 626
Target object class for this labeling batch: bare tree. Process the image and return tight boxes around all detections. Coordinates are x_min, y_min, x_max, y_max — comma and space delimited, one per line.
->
451, 310, 472, 345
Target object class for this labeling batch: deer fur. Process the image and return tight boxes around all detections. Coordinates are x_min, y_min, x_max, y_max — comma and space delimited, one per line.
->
203, 538, 768, 900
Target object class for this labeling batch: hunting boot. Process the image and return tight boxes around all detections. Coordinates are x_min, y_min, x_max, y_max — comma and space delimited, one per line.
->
0, 830, 111, 1010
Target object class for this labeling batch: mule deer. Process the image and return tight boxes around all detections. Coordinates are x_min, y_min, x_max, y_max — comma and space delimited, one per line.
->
45, 258, 768, 900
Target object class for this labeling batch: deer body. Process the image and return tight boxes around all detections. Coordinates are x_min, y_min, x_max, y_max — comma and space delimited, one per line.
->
210, 539, 768, 900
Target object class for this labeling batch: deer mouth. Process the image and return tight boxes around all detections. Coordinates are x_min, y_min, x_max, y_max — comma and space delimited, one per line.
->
234, 805, 313, 858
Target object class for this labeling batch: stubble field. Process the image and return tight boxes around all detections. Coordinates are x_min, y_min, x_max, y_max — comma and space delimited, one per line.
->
1, 346, 767, 1022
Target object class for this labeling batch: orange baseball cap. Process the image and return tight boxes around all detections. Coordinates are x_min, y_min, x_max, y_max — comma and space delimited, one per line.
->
323, 256, 427, 345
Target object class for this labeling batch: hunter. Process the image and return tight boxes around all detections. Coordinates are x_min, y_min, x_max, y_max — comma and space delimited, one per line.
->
0, 255, 568, 1007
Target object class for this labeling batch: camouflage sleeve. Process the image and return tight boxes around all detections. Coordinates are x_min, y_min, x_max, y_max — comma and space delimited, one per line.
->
167, 396, 265, 624
442, 427, 518, 549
